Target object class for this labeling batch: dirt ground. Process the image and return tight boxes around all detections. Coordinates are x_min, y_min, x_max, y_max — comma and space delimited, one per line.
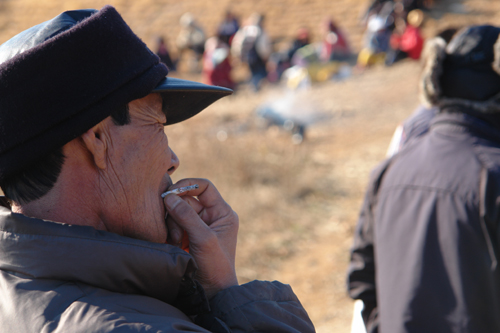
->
159, 2, 500, 330
167, 61, 421, 332
0, 0, 500, 332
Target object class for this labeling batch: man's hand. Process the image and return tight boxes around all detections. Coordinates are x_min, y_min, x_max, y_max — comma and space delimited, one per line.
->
163, 178, 239, 299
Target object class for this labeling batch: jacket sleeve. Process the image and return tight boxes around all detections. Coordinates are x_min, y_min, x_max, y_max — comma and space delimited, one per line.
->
195, 280, 315, 333
347, 159, 392, 333
480, 166, 500, 271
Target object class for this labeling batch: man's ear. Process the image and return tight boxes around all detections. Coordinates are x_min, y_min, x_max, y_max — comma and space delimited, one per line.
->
81, 127, 107, 170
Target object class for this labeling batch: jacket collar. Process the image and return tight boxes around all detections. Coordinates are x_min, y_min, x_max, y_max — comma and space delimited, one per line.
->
431, 111, 500, 143
0, 206, 197, 306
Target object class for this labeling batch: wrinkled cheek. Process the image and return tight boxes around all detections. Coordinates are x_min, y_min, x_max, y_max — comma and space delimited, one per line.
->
128, 198, 168, 243
151, 136, 172, 164
152, 206, 169, 243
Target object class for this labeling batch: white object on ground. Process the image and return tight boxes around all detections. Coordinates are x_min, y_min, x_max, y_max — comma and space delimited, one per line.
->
350, 300, 367, 333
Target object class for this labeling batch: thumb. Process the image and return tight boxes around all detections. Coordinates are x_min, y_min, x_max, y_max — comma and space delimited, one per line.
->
164, 194, 210, 243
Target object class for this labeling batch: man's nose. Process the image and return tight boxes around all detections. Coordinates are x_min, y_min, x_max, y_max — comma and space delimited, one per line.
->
167, 148, 179, 175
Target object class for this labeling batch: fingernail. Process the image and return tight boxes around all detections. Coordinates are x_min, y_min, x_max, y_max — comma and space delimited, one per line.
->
164, 194, 180, 209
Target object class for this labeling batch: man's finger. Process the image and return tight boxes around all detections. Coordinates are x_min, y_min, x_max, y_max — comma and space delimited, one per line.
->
181, 195, 232, 227
164, 194, 211, 242
165, 217, 183, 246
171, 178, 225, 208
181, 195, 204, 214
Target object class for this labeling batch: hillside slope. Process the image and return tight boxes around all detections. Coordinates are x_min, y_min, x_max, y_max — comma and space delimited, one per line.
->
1, 0, 499, 53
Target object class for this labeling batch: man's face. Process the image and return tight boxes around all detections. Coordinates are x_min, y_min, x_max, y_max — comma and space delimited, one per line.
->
98, 93, 179, 243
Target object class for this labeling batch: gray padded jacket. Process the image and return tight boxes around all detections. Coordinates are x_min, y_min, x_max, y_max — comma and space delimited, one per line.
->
348, 112, 500, 333
0, 204, 315, 332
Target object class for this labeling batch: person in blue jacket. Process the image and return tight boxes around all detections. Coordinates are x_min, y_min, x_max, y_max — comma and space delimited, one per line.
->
348, 25, 500, 333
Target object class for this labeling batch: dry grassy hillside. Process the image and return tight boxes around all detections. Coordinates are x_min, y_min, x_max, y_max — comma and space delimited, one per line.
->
1, 0, 499, 53
0, 0, 367, 50
1, 0, 500, 332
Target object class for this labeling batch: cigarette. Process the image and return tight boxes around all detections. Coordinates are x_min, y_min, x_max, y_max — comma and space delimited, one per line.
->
161, 184, 199, 198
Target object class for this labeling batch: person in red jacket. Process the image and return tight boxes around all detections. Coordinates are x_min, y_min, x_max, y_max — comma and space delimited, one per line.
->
385, 9, 424, 65
320, 18, 352, 62
202, 34, 236, 90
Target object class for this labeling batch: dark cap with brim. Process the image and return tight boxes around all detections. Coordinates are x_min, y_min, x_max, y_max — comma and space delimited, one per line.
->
0, 6, 231, 183
153, 77, 232, 125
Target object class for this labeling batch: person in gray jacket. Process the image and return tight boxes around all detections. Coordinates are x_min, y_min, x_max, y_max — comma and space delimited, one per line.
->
348, 25, 500, 332
0, 6, 315, 333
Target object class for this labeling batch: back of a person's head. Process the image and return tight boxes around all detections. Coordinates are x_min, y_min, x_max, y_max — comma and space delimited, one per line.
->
436, 27, 459, 43
248, 13, 264, 27
180, 12, 195, 27
407, 9, 424, 28
420, 25, 500, 113
296, 27, 310, 42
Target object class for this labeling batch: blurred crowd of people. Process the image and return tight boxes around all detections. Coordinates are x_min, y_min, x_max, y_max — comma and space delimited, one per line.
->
153, 9, 359, 93
149, 2, 438, 146
357, 0, 431, 67
154, 1, 437, 95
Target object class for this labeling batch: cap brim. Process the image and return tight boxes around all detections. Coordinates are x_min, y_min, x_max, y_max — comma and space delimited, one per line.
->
152, 77, 233, 125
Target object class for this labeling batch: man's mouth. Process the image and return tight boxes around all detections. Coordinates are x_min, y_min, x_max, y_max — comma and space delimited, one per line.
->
160, 175, 173, 197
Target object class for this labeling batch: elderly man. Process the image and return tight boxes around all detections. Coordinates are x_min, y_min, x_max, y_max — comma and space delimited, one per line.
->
0, 6, 314, 332
348, 25, 500, 332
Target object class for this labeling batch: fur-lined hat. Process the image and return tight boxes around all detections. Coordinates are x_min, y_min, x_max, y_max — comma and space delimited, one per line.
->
420, 25, 500, 113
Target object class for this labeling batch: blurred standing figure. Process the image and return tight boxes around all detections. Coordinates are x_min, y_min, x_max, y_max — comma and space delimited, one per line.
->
176, 12, 206, 71
231, 13, 271, 91
320, 19, 352, 62
288, 28, 311, 61
217, 10, 239, 46
348, 25, 500, 333
202, 34, 235, 90
268, 27, 310, 83
385, 9, 425, 65
357, 1, 395, 67
155, 36, 177, 71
